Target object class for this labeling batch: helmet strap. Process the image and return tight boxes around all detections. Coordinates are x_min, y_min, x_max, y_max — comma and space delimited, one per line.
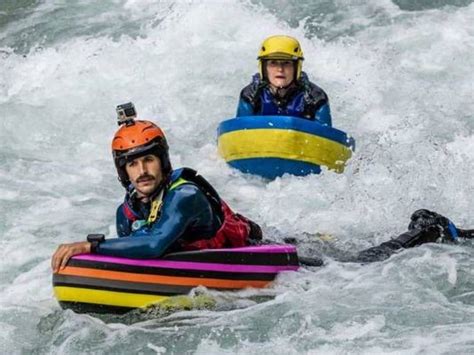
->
293, 61, 299, 82
261, 59, 268, 82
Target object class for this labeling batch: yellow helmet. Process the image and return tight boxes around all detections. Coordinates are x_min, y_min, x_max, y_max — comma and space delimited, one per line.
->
257, 35, 304, 80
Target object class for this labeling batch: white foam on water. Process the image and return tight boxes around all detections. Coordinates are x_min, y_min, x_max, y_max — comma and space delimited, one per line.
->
0, 0, 473, 353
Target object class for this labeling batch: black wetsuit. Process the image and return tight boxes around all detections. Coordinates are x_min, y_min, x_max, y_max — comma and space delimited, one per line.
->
294, 210, 472, 266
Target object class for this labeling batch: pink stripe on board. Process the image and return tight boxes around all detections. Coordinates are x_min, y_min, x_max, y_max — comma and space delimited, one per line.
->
73, 254, 299, 273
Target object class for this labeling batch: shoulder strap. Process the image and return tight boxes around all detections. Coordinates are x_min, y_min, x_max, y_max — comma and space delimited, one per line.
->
241, 73, 268, 112
146, 168, 224, 225
178, 168, 224, 220
169, 177, 188, 191
298, 73, 328, 117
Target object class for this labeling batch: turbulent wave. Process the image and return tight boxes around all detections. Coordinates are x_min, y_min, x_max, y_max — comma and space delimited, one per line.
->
1, 0, 473, 353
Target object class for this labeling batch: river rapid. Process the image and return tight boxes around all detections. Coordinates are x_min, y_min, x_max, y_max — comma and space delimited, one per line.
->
1, 1, 473, 354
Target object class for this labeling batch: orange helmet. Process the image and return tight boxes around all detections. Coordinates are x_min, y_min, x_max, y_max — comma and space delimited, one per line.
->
112, 120, 171, 187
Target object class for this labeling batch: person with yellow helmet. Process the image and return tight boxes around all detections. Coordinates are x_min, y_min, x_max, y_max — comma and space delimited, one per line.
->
237, 35, 332, 126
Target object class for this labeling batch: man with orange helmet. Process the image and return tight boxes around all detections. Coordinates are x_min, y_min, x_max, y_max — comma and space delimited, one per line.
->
51, 103, 262, 272
237, 35, 332, 126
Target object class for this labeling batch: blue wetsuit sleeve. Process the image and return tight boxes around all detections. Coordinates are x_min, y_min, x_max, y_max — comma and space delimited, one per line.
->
236, 98, 255, 117
96, 184, 214, 258
314, 103, 332, 127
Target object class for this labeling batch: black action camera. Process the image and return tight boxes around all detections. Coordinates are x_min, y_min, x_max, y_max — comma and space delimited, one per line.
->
116, 102, 137, 125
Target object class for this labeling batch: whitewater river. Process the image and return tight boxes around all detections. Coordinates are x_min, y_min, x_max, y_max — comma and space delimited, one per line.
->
1, 0, 473, 354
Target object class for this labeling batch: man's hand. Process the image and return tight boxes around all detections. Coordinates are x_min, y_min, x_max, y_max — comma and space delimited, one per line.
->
51, 242, 91, 273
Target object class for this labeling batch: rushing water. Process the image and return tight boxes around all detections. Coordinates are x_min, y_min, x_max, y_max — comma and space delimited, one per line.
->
1, 0, 473, 354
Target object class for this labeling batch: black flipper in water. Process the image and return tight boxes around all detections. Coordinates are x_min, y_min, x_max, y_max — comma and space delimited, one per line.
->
458, 229, 474, 239
298, 256, 324, 267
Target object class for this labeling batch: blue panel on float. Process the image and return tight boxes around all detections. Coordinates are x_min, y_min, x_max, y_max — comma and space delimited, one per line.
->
217, 115, 355, 179
228, 158, 321, 180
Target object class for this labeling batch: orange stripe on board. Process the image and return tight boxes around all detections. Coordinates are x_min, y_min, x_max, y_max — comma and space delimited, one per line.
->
58, 266, 270, 289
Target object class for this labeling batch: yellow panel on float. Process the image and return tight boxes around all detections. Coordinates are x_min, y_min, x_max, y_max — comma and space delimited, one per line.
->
54, 286, 170, 309
218, 128, 352, 172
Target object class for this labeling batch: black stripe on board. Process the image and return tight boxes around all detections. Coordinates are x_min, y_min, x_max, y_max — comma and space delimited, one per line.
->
66, 259, 280, 280
162, 250, 299, 266
53, 275, 192, 295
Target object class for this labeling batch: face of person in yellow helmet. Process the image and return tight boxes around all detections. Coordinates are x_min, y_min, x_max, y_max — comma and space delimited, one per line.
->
265, 59, 296, 90
125, 154, 164, 200
258, 35, 304, 86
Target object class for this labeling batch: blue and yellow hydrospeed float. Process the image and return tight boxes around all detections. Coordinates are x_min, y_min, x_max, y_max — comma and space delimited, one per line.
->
217, 116, 355, 179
